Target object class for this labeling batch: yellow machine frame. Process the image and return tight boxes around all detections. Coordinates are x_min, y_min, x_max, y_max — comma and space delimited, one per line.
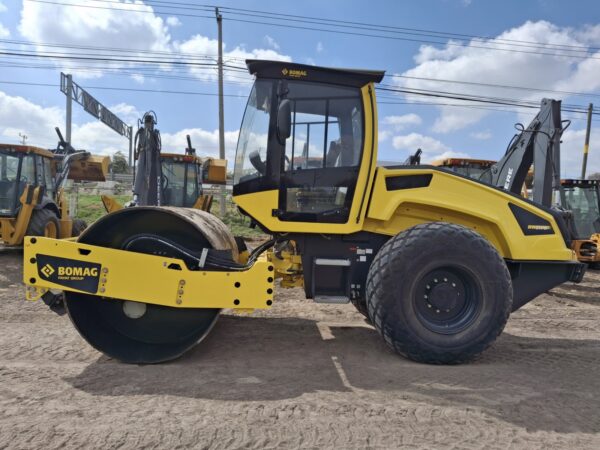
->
24, 236, 274, 310
23, 69, 577, 311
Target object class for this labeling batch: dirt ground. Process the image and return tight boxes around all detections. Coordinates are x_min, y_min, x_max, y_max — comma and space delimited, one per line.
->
1, 250, 600, 449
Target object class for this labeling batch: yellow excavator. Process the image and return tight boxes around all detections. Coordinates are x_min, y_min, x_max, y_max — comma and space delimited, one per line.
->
24, 60, 584, 365
1, 129, 108, 246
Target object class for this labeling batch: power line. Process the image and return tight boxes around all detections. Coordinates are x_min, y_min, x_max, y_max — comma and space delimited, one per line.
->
91, 0, 600, 54
0, 80, 247, 97
24, 0, 600, 60
388, 74, 600, 99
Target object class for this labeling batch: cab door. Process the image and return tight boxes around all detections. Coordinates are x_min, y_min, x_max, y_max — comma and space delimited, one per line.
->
277, 82, 365, 224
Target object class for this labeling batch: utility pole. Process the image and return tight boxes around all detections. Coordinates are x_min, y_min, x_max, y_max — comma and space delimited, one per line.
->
18, 132, 27, 145
216, 7, 226, 217
581, 102, 593, 179
65, 73, 73, 144
128, 125, 133, 169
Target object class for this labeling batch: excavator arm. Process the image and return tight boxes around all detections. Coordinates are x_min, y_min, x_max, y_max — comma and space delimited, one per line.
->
488, 99, 566, 207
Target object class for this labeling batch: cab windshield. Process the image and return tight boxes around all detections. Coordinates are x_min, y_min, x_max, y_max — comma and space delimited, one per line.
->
563, 185, 600, 238
233, 79, 272, 185
161, 159, 200, 207
0, 151, 35, 215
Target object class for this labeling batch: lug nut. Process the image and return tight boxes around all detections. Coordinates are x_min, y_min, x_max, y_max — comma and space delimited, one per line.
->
434, 278, 438, 283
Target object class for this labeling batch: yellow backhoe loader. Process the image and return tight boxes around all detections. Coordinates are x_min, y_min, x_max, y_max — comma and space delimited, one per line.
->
561, 178, 600, 268
1, 129, 108, 246
24, 60, 584, 365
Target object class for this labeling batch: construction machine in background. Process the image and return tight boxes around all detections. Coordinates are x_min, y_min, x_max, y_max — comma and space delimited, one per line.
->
561, 178, 600, 267
101, 112, 227, 213
1, 128, 108, 246
431, 157, 496, 182
487, 99, 599, 266
24, 60, 585, 365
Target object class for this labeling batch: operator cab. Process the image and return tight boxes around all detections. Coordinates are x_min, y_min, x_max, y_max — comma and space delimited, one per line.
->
0, 145, 54, 216
561, 179, 600, 239
160, 154, 202, 207
233, 60, 384, 228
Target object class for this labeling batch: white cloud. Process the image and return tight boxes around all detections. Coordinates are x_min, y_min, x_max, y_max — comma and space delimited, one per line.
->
469, 130, 492, 140
18, 1, 290, 82
394, 21, 600, 133
0, 91, 63, 146
130, 73, 145, 84
263, 35, 280, 50
0, 23, 9, 38
316, 42, 324, 53
559, 127, 600, 178
109, 103, 141, 124
175, 34, 291, 83
19, 1, 172, 78
0, 90, 240, 165
166, 16, 181, 27
382, 113, 422, 130
392, 132, 450, 156
379, 130, 391, 142
427, 150, 472, 162
0, 2, 7, 13
161, 128, 240, 161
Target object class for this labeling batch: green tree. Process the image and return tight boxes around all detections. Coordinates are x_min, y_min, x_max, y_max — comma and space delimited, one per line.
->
111, 151, 129, 174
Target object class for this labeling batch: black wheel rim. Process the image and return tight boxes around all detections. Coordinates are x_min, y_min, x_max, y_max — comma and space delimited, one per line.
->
414, 266, 482, 334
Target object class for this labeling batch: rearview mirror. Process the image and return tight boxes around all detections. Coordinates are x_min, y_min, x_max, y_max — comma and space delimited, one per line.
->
276, 99, 291, 144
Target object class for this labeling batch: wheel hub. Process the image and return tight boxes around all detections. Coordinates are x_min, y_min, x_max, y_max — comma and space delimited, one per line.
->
415, 267, 481, 334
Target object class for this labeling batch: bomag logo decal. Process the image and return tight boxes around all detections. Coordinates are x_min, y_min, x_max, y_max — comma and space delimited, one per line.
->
41, 264, 55, 278
527, 224, 551, 231
57, 266, 99, 279
282, 68, 307, 78
36, 254, 101, 293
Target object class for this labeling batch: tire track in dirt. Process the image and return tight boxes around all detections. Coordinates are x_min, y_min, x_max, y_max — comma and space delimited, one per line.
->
2, 252, 600, 449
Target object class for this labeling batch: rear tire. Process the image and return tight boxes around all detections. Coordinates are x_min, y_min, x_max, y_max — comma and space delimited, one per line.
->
366, 222, 512, 364
26, 208, 60, 238
71, 218, 87, 237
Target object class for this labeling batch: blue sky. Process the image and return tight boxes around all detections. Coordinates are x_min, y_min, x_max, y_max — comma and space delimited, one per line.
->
0, 0, 599, 175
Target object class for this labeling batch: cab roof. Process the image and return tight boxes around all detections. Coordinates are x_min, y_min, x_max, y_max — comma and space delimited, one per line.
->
161, 153, 203, 164
431, 158, 496, 167
246, 59, 385, 88
561, 178, 599, 187
0, 143, 54, 158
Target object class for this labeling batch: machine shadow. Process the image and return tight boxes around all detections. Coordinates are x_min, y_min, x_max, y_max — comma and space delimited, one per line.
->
66, 315, 600, 433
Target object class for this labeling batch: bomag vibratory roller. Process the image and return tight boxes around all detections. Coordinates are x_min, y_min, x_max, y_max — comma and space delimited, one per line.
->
23, 60, 585, 364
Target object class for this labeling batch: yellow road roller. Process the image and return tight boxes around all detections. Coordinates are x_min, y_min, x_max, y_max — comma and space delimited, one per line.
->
24, 60, 585, 364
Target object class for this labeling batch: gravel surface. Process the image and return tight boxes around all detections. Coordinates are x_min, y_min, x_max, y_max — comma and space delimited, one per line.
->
1, 250, 599, 449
